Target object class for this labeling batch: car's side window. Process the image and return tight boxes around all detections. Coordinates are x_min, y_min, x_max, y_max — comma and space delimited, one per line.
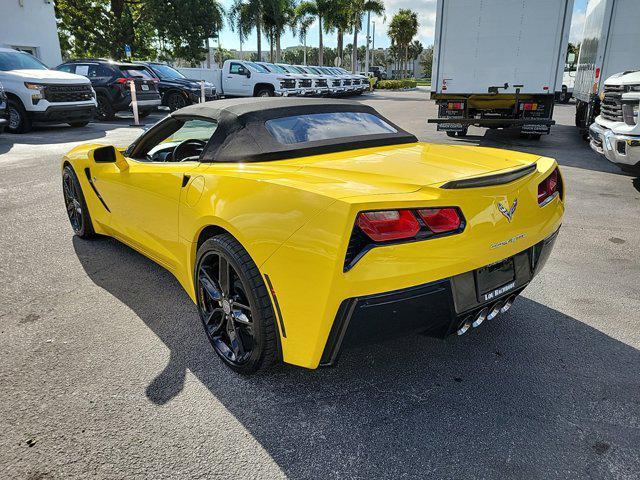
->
130, 118, 218, 163
229, 63, 246, 75
58, 64, 75, 73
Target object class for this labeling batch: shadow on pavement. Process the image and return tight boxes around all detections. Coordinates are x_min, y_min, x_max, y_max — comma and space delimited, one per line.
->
73, 235, 640, 479
0, 124, 108, 155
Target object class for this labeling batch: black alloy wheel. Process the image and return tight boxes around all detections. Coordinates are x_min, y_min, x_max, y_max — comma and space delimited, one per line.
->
167, 92, 188, 111
7, 98, 32, 134
195, 235, 277, 374
96, 95, 116, 121
62, 165, 95, 238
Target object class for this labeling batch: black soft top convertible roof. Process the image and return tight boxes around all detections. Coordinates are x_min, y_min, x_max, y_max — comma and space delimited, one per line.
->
172, 98, 417, 163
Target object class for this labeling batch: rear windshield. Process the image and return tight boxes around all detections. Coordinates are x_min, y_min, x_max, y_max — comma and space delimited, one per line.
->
120, 67, 155, 79
265, 112, 397, 145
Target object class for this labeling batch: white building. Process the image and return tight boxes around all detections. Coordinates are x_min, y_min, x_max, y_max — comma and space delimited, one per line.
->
0, 0, 63, 67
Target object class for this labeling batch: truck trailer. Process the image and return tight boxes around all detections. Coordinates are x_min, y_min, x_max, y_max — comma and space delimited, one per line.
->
428, 0, 574, 139
573, 0, 640, 138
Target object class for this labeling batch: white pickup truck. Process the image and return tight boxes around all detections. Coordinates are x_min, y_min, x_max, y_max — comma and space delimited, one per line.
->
212, 60, 299, 98
589, 71, 640, 174
0, 48, 96, 133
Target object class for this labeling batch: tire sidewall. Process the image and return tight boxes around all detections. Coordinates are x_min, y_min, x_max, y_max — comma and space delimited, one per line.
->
63, 165, 94, 238
7, 98, 30, 134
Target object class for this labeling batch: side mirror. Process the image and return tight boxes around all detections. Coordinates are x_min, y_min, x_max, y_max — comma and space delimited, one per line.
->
92, 145, 129, 171
246, 70, 251, 78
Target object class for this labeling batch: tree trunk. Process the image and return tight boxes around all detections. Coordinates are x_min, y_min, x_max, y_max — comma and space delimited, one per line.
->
276, 34, 281, 63
256, 18, 262, 60
270, 32, 274, 62
352, 29, 358, 73
318, 16, 324, 66
337, 31, 343, 65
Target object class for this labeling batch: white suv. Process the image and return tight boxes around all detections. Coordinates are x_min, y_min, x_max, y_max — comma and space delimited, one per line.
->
0, 48, 97, 133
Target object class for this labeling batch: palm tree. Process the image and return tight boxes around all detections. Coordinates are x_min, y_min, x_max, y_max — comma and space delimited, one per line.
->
296, 0, 331, 65
408, 40, 423, 78
229, 0, 265, 60
348, 0, 384, 73
295, 2, 316, 65
388, 9, 418, 79
325, 0, 350, 66
263, 0, 296, 62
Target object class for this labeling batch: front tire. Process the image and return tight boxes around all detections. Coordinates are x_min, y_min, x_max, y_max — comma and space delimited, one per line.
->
195, 234, 278, 374
96, 95, 116, 121
68, 121, 90, 128
166, 92, 189, 111
62, 165, 95, 239
7, 98, 32, 134
255, 87, 274, 97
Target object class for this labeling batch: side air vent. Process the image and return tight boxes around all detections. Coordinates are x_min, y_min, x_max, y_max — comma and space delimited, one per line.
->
441, 163, 537, 189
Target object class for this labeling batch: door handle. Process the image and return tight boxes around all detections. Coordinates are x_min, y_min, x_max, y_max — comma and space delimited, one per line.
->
182, 175, 190, 188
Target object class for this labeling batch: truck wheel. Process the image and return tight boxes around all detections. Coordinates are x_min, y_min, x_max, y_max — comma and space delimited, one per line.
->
256, 87, 274, 97
96, 95, 116, 121
7, 98, 32, 134
446, 131, 457, 137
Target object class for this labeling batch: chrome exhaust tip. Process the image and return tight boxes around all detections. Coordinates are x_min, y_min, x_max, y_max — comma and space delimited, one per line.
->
500, 295, 516, 313
487, 301, 503, 321
456, 315, 473, 336
472, 307, 489, 328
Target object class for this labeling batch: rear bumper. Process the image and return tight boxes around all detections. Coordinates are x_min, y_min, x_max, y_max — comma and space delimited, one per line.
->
320, 229, 559, 366
589, 121, 640, 170
29, 105, 96, 124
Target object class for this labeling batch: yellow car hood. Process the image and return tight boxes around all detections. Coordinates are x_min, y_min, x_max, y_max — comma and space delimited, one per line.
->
245, 143, 541, 199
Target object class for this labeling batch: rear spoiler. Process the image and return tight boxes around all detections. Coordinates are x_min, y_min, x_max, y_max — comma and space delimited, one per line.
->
440, 163, 537, 189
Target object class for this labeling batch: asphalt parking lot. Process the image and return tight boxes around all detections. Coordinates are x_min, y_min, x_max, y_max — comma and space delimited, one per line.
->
1, 90, 639, 479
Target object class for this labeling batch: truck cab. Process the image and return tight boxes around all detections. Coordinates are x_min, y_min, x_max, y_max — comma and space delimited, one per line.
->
0, 48, 96, 133
589, 71, 640, 174
219, 60, 298, 97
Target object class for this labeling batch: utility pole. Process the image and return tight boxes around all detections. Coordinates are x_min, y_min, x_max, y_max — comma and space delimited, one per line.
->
365, 11, 371, 74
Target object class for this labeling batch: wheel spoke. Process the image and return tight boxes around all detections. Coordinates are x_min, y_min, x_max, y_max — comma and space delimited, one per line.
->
232, 301, 251, 311
199, 268, 222, 302
231, 309, 251, 325
218, 256, 230, 296
204, 308, 225, 335
226, 318, 245, 359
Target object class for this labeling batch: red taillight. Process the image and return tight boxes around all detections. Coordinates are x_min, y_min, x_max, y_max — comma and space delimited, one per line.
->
417, 208, 462, 233
116, 77, 129, 84
522, 103, 538, 111
595, 67, 600, 80
356, 210, 420, 242
538, 168, 560, 205
447, 102, 464, 110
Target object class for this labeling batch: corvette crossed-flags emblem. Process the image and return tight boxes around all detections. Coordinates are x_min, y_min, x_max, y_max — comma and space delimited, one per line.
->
497, 199, 518, 222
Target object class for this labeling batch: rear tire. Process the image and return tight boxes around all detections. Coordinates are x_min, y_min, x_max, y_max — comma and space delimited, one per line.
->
62, 165, 95, 239
195, 234, 278, 374
7, 98, 32, 134
138, 109, 152, 119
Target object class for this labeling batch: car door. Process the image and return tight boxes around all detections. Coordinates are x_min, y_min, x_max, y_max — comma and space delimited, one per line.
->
223, 62, 249, 96
89, 117, 217, 270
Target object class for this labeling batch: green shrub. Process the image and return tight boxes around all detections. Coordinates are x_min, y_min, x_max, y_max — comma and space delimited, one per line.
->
377, 79, 418, 90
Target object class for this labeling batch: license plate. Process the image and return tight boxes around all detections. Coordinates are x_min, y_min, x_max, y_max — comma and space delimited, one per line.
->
475, 257, 516, 302
141, 84, 149, 91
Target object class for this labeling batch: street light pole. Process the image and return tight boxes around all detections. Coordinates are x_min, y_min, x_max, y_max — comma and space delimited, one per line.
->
365, 11, 371, 74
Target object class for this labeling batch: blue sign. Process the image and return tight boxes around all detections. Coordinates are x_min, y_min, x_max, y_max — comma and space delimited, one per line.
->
124, 45, 131, 58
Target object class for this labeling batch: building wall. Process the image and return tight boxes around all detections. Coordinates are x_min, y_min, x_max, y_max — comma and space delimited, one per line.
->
0, 0, 62, 67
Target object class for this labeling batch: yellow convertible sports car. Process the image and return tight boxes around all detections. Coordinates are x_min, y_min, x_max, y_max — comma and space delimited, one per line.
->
62, 98, 564, 373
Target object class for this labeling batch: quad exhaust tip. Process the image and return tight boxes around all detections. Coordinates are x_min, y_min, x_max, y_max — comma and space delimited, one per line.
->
456, 296, 517, 336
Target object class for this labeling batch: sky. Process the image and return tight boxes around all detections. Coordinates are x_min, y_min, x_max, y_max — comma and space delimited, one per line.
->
216, 0, 589, 52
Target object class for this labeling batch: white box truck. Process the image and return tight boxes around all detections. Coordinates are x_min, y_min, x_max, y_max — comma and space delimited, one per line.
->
428, 0, 574, 139
572, 0, 640, 137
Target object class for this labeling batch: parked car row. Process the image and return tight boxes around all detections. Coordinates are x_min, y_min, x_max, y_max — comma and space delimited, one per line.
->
0, 48, 372, 134
210, 60, 369, 98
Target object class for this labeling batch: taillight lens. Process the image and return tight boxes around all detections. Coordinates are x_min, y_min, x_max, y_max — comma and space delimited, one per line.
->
538, 168, 560, 205
356, 210, 420, 242
417, 208, 462, 233
116, 78, 129, 84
